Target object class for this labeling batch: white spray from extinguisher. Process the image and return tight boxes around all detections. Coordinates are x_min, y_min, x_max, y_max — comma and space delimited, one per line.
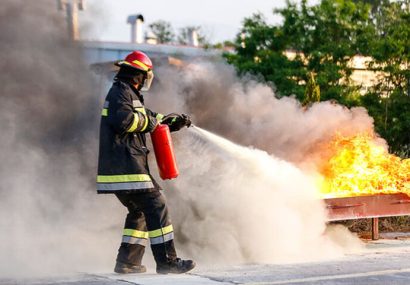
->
187, 124, 319, 192
189, 125, 242, 156
189, 124, 311, 170
172, 124, 363, 264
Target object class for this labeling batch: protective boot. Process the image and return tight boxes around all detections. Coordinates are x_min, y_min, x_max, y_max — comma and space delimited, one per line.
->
156, 258, 196, 274
114, 261, 147, 274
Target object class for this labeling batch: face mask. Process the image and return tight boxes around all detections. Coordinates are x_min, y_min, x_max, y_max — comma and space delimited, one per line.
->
141, 70, 154, 91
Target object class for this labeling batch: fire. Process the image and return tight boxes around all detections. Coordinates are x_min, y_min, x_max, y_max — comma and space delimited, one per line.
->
319, 133, 410, 198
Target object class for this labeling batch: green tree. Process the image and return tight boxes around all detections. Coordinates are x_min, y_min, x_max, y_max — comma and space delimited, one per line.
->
212, 40, 236, 50
225, 0, 373, 102
226, 0, 410, 157
226, 13, 305, 99
303, 72, 321, 106
362, 0, 410, 155
148, 20, 175, 44
352, 0, 383, 14
178, 26, 209, 46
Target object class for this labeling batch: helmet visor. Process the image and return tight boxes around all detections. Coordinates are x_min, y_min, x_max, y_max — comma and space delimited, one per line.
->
141, 70, 154, 91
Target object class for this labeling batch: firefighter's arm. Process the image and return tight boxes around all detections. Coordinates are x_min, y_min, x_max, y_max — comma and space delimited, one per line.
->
146, 108, 165, 123
108, 94, 158, 133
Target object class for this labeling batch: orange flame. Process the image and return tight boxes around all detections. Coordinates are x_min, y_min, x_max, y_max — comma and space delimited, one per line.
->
319, 133, 410, 198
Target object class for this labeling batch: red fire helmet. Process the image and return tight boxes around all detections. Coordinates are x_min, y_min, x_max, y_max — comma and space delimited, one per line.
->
116, 51, 154, 91
116, 50, 153, 72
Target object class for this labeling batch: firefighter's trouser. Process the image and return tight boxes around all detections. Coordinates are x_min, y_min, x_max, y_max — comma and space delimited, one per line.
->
115, 191, 177, 266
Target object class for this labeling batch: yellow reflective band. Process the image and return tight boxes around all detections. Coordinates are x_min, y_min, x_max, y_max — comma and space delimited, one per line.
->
97, 174, 151, 183
156, 113, 164, 122
131, 60, 150, 71
141, 114, 149, 132
135, 107, 149, 132
127, 113, 139, 132
119, 61, 132, 66
149, 225, 174, 238
135, 107, 146, 114
101, 108, 108, 116
123, 229, 148, 239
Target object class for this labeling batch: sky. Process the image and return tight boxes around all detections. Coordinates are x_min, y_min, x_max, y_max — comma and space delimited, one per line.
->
79, 0, 302, 44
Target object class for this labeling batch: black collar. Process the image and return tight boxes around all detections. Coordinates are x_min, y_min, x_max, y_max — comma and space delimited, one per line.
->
116, 79, 145, 103
129, 84, 145, 104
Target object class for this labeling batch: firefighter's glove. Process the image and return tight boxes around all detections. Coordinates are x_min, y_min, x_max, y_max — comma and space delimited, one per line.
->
162, 113, 191, 132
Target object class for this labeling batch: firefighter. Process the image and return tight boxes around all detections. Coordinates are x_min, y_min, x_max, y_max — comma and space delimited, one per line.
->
97, 50, 195, 274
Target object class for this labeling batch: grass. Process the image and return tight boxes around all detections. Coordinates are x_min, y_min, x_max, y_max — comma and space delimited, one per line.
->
331, 216, 410, 237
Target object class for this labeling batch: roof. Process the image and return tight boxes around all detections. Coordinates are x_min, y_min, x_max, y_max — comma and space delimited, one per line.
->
81, 40, 221, 65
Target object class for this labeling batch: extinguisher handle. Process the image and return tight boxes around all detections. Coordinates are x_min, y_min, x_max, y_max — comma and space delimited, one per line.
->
181, 114, 192, 128
162, 113, 192, 132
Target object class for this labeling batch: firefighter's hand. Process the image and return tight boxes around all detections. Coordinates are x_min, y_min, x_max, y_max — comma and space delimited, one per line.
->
162, 113, 191, 132
145, 115, 159, 133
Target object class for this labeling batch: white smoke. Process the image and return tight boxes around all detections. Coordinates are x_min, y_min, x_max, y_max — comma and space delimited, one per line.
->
0, 0, 370, 278
165, 127, 352, 264
145, 61, 368, 265
0, 0, 123, 278
148, 62, 377, 169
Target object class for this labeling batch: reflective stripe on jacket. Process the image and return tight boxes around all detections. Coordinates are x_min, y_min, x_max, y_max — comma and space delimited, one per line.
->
97, 80, 162, 194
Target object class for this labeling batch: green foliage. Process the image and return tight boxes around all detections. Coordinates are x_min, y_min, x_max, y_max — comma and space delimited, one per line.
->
303, 72, 321, 106
212, 40, 236, 50
177, 26, 209, 46
148, 20, 175, 44
226, 0, 373, 100
365, 0, 410, 156
361, 90, 410, 156
225, 0, 410, 157
352, 0, 383, 14
148, 21, 211, 47
225, 13, 305, 99
368, 0, 410, 93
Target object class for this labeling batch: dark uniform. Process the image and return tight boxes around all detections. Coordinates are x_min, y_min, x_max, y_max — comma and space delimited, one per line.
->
97, 79, 177, 267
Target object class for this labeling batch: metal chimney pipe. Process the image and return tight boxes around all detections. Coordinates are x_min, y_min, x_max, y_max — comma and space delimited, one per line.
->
57, 0, 85, 41
127, 14, 144, 44
66, 2, 79, 40
136, 16, 144, 44
77, 0, 86, 10
188, 28, 199, 47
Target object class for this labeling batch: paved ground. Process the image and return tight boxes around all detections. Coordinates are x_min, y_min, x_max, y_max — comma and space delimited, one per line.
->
2, 237, 410, 285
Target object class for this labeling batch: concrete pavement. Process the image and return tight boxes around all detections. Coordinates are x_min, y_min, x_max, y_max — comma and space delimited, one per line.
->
2, 237, 410, 285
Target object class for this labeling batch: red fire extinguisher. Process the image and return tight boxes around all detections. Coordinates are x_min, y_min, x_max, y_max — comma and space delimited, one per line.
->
150, 124, 179, 180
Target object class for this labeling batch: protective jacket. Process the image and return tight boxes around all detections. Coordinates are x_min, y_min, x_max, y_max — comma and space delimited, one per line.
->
97, 80, 163, 194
